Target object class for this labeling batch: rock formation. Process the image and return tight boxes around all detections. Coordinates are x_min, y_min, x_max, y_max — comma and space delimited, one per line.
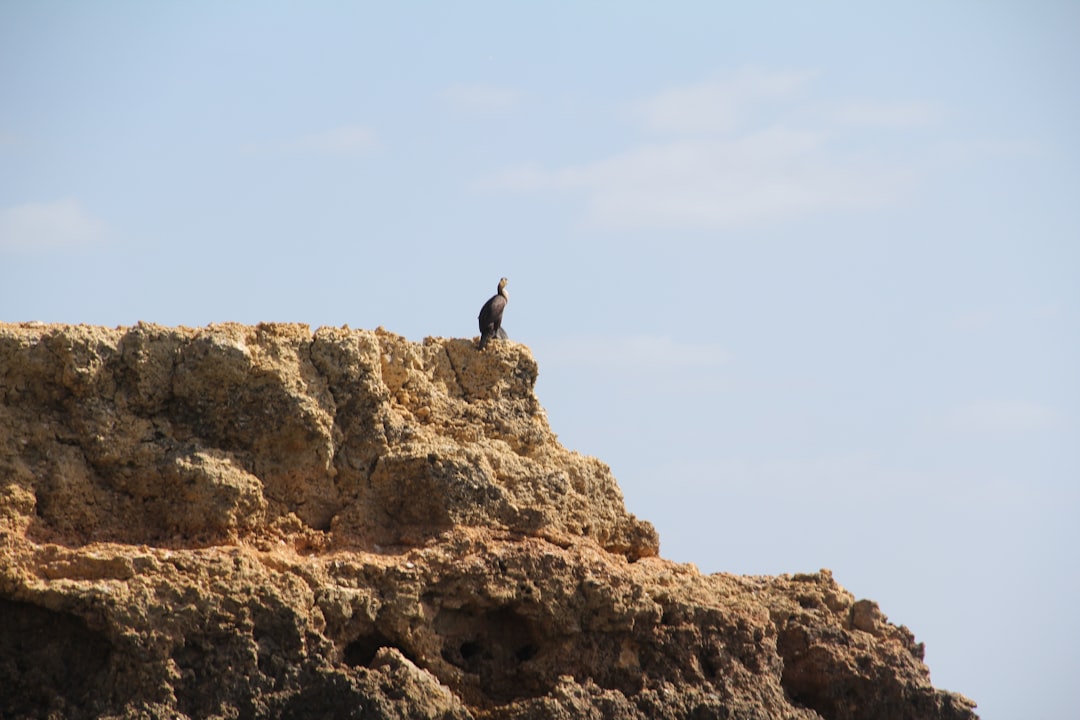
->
0, 322, 977, 719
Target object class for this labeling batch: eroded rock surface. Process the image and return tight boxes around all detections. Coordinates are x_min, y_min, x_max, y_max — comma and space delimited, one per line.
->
0, 323, 977, 719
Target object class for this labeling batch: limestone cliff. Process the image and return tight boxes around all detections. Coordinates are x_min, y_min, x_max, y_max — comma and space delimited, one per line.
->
0, 322, 977, 719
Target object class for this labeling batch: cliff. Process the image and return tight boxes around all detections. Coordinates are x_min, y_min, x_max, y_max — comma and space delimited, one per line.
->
0, 322, 977, 719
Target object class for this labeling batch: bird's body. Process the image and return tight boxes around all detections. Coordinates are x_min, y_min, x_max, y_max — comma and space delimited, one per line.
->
477, 277, 509, 350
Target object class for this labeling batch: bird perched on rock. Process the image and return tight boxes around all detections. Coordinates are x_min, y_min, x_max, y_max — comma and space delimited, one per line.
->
477, 277, 509, 350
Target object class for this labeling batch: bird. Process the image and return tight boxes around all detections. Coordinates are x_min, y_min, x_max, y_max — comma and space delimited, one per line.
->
477, 277, 509, 350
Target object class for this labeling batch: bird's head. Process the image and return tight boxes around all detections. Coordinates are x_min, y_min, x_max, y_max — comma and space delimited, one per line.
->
498, 277, 508, 292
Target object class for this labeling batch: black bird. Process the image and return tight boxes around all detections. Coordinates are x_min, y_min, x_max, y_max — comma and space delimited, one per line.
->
477, 277, 509, 350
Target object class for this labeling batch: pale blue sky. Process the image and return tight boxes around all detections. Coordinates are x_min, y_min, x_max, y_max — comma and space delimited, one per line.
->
2, 3, 1078, 718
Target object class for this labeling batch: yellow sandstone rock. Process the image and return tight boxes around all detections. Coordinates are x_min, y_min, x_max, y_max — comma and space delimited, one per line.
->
0, 323, 976, 720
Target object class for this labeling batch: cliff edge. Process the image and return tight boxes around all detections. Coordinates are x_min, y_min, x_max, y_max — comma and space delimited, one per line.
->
0, 322, 977, 719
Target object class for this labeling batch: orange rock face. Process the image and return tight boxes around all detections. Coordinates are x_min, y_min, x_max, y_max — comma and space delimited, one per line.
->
0, 323, 976, 719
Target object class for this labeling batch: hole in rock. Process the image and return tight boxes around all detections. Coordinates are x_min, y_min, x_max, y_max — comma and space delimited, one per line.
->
459, 641, 482, 662
515, 643, 539, 662
0, 598, 113, 720
434, 605, 549, 703
344, 629, 396, 668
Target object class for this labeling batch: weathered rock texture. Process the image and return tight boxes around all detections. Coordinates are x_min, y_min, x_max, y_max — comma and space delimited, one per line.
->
0, 322, 977, 719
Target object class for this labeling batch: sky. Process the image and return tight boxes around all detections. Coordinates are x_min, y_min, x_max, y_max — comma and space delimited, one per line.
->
2, 2, 1078, 717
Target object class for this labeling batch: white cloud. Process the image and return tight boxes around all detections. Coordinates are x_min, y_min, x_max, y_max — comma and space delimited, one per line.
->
291, 125, 378, 155
488, 127, 912, 229
0, 199, 106, 252
537, 335, 730, 373
441, 84, 522, 113
635, 68, 815, 136
483, 68, 930, 230
934, 401, 1060, 434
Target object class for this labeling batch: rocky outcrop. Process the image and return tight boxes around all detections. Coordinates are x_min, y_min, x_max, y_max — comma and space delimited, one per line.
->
0, 322, 977, 719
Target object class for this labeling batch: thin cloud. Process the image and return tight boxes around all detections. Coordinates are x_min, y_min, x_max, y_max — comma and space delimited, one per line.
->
0, 199, 106, 252
483, 68, 929, 230
635, 68, 816, 136
441, 84, 522, 113
934, 401, 1060, 434
291, 125, 378, 155
488, 127, 913, 229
